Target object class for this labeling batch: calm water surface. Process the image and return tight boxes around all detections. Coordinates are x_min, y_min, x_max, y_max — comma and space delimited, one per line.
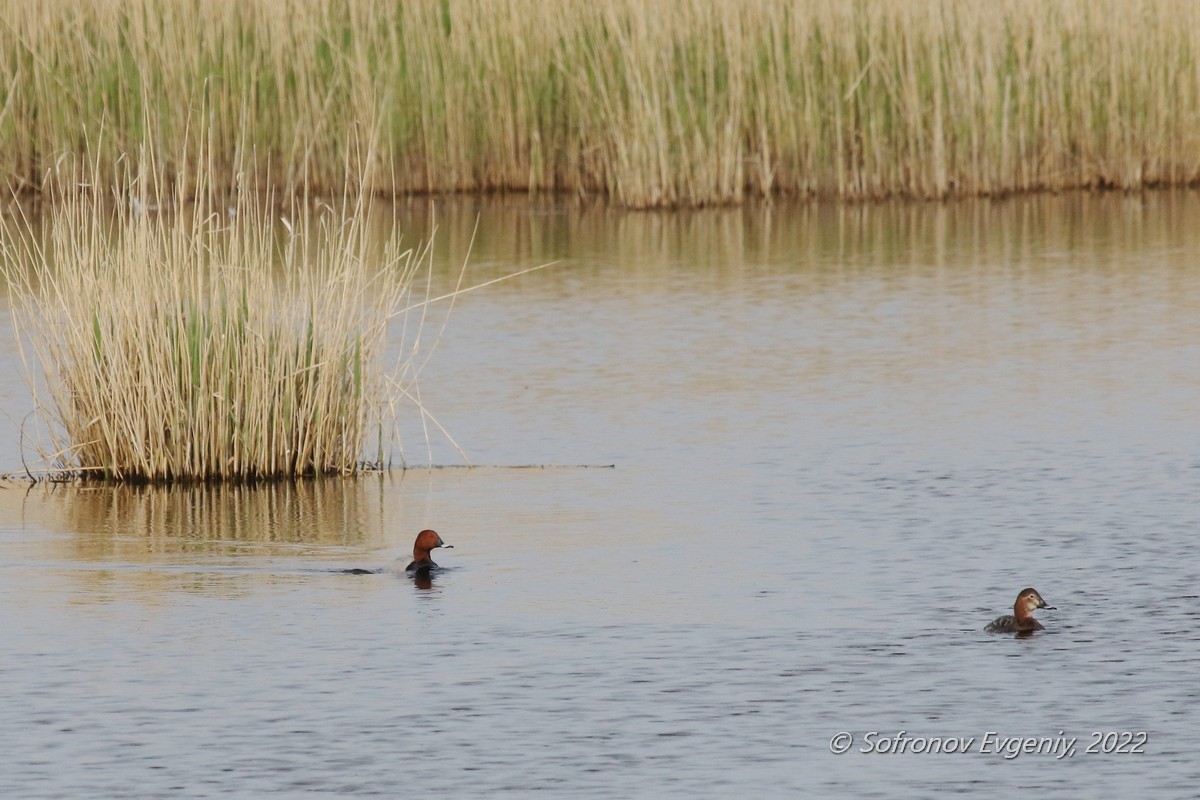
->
1, 194, 1198, 797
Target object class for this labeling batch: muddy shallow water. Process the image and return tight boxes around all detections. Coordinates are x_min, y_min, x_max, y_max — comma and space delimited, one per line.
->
2, 193, 1198, 797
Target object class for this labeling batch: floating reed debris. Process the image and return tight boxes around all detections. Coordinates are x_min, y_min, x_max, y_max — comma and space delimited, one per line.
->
3, 0, 1200, 207
0, 152, 434, 482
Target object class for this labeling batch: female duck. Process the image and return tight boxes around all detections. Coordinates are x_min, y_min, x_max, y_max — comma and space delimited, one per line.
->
985, 588, 1055, 633
405, 529, 452, 574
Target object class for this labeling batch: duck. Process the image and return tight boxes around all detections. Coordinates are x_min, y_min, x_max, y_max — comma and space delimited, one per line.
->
341, 529, 453, 575
405, 529, 452, 574
984, 587, 1055, 633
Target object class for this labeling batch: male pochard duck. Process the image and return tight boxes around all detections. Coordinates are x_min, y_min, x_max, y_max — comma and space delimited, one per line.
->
405, 529, 452, 574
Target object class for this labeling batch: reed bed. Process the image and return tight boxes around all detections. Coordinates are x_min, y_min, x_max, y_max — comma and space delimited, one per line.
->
2, 0, 1200, 208
0, 153, 432, 482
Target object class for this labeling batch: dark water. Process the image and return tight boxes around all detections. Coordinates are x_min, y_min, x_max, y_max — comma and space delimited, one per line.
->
2, 194, 1198, 797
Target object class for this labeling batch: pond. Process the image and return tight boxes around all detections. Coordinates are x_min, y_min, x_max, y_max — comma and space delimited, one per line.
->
2, 192, 1198, 797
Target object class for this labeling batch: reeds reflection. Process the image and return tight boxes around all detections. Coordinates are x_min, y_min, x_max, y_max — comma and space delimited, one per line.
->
16, 477, 390, 562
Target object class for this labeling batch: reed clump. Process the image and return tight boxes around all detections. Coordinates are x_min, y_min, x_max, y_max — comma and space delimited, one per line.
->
0, 155, 430, 482
3, 0, 1200, 207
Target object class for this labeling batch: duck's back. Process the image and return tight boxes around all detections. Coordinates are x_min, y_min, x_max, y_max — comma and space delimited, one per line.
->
984, 615, 1043, 633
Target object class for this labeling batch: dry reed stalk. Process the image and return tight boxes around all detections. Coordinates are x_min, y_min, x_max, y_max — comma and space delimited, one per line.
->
0, 149, 433, 482
2, 0, 1200, 207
